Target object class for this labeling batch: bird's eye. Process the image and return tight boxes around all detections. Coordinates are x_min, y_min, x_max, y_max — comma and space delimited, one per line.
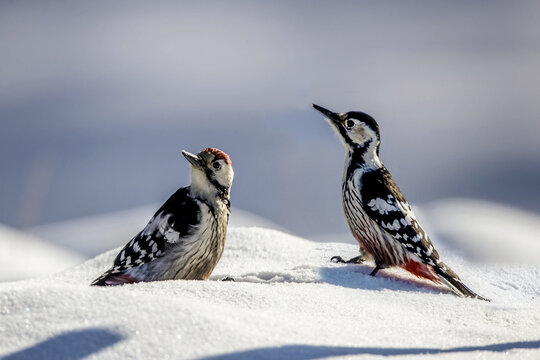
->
212, 162, 221, 169
346, 120, 355, 129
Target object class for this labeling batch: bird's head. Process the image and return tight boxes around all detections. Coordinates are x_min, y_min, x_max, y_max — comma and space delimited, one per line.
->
182, 147, 234, 203
313, 104, 381, 157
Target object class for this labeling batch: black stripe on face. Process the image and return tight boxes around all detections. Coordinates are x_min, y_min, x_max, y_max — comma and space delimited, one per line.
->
335, 123, 355, 146
204, 168, 230, 203
334, 116, 379, 152
345, 112, 380, 140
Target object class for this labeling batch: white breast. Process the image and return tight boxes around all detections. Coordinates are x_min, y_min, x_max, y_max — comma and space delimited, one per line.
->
342, 169, 407, 266
127, 200, 229, 281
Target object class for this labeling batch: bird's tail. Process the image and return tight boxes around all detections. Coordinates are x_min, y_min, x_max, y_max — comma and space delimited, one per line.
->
90, 271, 139, 286
90, 271, 111, 286
435, 262, 490, 301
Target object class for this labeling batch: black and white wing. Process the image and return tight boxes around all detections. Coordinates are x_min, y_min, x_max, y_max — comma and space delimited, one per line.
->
360, 167, 488, 299
91, 186, 201, 285
360, 167, 440, 267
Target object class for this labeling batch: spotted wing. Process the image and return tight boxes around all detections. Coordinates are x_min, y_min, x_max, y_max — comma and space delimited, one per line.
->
360, 167, 440, 266
91, 187, 200, 285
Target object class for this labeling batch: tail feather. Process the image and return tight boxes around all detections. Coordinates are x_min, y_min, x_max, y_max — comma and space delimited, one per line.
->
91, 271, 111, 286
91, 271, 140, 286
435, 263, 490, 301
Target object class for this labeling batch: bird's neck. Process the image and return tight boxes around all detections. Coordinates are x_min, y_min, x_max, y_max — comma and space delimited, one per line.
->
190, 171, 230, 212
345, 141, 382, 180
359, 149, 382, 171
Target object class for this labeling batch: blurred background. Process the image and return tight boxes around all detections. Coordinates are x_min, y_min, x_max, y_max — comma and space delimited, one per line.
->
1, 1, 540, 279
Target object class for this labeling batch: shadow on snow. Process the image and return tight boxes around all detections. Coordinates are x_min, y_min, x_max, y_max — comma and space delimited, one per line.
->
219, 262, 452, 297
198, 340, 540, 360
0, 327, 124, 360
319, 264, 451, 296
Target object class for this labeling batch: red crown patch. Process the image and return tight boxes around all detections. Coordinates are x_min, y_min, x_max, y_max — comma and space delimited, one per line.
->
201, 148, 232, 166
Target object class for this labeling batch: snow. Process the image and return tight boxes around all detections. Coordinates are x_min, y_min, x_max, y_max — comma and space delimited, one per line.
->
0, 224, 83, 282
29, 206, 285, 257
1, 226, 539, 360
424, 199, 540, 265
29, 205, 157, 257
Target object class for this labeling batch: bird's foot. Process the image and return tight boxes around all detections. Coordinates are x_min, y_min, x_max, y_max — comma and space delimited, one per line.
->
331, 255, 364, 264
369, 265, 382, 277
222, 277, 235, 282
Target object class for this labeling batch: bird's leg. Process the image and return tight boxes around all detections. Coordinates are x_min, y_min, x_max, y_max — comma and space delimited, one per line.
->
221, 277, 235, 282
331, 255, 364, 264
369, 265, 382, 277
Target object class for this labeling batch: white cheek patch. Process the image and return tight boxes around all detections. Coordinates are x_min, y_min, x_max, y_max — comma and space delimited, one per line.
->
348, 127, 368, 144
349, 124, 379, 146
212, 159, 234, 188
190, 161, 234, 200
216, 166, 234, 188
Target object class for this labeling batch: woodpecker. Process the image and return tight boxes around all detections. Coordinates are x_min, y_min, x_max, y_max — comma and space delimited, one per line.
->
91, 147, 234, 286
313, 104, 488, 300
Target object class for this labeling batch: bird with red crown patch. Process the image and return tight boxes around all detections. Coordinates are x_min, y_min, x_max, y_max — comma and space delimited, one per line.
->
91, 147, 234, 285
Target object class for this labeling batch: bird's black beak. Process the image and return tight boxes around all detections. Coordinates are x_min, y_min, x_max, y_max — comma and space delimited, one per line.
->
312, 104, 341, 124
182, 150, 203, 168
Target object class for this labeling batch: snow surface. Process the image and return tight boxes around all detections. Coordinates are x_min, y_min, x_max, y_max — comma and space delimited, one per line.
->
1, 227, 539, 360
0, 224, 83, 282
424, 199, 540, 265
30, 206, 285, 257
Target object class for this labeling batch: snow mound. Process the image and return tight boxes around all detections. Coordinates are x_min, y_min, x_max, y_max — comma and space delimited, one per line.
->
1, 227, 539, 360
30, 206, 285, 257
424, 199, 540, 264
0, 224, 83, 282
29, 206, 156, 257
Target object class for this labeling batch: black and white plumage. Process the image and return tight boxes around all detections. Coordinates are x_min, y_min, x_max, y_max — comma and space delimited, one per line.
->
91, 147, 233, 286
313, 104, 488, 300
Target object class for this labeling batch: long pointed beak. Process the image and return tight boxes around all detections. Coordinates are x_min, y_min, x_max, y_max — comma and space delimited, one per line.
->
312, 104, 341, 124
181, 150, 203, 167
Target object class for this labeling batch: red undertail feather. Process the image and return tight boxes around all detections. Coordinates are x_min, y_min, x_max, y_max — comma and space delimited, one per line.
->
401, 259, 441, 284
104, 273, 140, 286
